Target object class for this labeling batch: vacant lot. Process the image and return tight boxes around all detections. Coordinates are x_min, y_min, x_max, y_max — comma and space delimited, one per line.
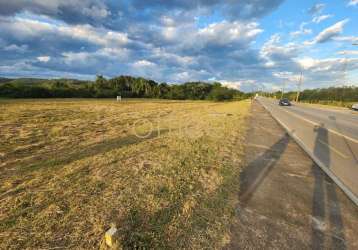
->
0, 99, 250, 249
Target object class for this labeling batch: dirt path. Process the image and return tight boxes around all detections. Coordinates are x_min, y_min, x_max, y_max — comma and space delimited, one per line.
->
226, 101, 358, 249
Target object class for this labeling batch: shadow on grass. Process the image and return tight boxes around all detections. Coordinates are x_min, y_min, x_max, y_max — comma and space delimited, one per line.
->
24, 128, 171, 173
113, 166, 240, 249
0, 129, 171, 200
118, 202, 184, 249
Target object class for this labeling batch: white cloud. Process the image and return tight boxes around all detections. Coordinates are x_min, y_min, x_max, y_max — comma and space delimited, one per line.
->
82, 5, 110, 20
132, 60, 155, 68
169, 69, 210, 83
58, 25, 128, 47
157, 20, 263, 55
306, 19, 349, 44
296, 57, 316, 70
348, 0, 358, 6
312, 14, 333, 23
58, 51, 110, 70
173, 71, 191, 82
296, 56, 358, 72
161, 16, 176, 27
37, 56, 50, 62
217, 79, 260, 91
309, 3, 325, 14
96, 47, 129, 59
333, 36, 358, 42
161, 26, 178, 41
1, 1, 356, 90
198, 21, 263, 46
151, 47, 194, 66
3, 44, 28, 52
55, 47, 129, 69
0, 17, 129, 47
290, 22, 312, 37
261, 34, 301, 64
337, 50, 358, 55
219, 80, 241, 90
0, 0, 110, 21
62, 52, 90, 63
290, 29, 311, 37
273, 71, 301, 82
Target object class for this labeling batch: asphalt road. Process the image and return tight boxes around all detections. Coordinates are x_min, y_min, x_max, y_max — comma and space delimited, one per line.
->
258, 97, 358, 205
226, 101, 358, 249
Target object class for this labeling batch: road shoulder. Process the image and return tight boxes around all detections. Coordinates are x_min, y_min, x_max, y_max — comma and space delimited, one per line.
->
226, 101, 358, 249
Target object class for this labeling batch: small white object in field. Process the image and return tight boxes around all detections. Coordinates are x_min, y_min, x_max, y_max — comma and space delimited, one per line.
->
102, 224, 121, 249
352, 103, 358, 110
116, 96, 122, 102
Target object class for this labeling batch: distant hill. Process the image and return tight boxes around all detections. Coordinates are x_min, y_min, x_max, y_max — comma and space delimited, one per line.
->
0, 77, 11, 84
6, 78, 48, 86
0, 78, 90, 87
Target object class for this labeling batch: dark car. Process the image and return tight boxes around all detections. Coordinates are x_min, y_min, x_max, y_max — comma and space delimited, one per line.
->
279, 98, 291, 106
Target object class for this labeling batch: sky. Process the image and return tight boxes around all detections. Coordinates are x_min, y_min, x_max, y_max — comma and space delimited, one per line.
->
0, 0, 357, 92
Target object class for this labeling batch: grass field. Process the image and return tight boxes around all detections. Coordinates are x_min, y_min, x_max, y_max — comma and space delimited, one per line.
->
0, 99, 250, 249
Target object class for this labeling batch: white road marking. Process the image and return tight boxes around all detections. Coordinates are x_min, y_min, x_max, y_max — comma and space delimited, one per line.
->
258, 99, 358, 206
295, 102, 348, 113
272, 104, 358, 144
317, 139, 349, 159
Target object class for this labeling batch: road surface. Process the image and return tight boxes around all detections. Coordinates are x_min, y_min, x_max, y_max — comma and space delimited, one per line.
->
226, 101, 358, 249
258, 97, 358, 205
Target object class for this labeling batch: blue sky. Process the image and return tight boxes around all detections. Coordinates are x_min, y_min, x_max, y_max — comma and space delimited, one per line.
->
0, 0, 357, 91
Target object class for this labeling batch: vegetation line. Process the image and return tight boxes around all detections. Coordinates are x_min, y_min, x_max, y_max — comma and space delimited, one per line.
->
260, 86, 358, 108
0, 75, 250, 101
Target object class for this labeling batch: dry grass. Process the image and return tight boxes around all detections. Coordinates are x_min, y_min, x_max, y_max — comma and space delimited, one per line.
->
301, 100, 355, 109
0, 98, 250, 249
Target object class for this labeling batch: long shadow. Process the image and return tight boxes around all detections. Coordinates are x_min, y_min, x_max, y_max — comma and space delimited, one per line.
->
239, 134, 290, 204
328, 115, 358, 165
311, 124, 346, 249
0, 129, 172, 199
23, 128, 171, 174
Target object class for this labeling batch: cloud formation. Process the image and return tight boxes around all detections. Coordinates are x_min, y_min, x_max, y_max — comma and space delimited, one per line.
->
0, 0, 110, 24
312, 14, 333, 23
348, 0, 358, 6
0, 0, 356, 91
290, 22, 312, 37
306, 19, 349, 44
309, 3, 325, 15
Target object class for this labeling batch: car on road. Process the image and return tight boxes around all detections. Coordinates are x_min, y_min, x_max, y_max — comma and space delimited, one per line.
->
279, 98, 292, 106
352, 103, 358, 111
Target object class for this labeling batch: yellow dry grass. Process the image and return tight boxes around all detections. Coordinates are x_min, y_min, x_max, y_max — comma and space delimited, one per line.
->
0, 98, 250, 249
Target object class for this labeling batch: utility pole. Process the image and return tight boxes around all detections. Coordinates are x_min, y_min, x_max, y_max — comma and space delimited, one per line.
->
342, 51, 348, 102
250, 83, 254, 99
296, 71, 303, 102
280, 82, 285, 99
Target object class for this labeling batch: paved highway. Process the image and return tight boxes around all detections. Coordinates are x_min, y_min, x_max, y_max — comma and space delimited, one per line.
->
257, 97, 358, 205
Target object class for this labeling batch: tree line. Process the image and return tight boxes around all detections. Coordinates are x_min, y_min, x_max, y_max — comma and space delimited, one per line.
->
260, 86, 358, 103
0, 75, 247, 101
